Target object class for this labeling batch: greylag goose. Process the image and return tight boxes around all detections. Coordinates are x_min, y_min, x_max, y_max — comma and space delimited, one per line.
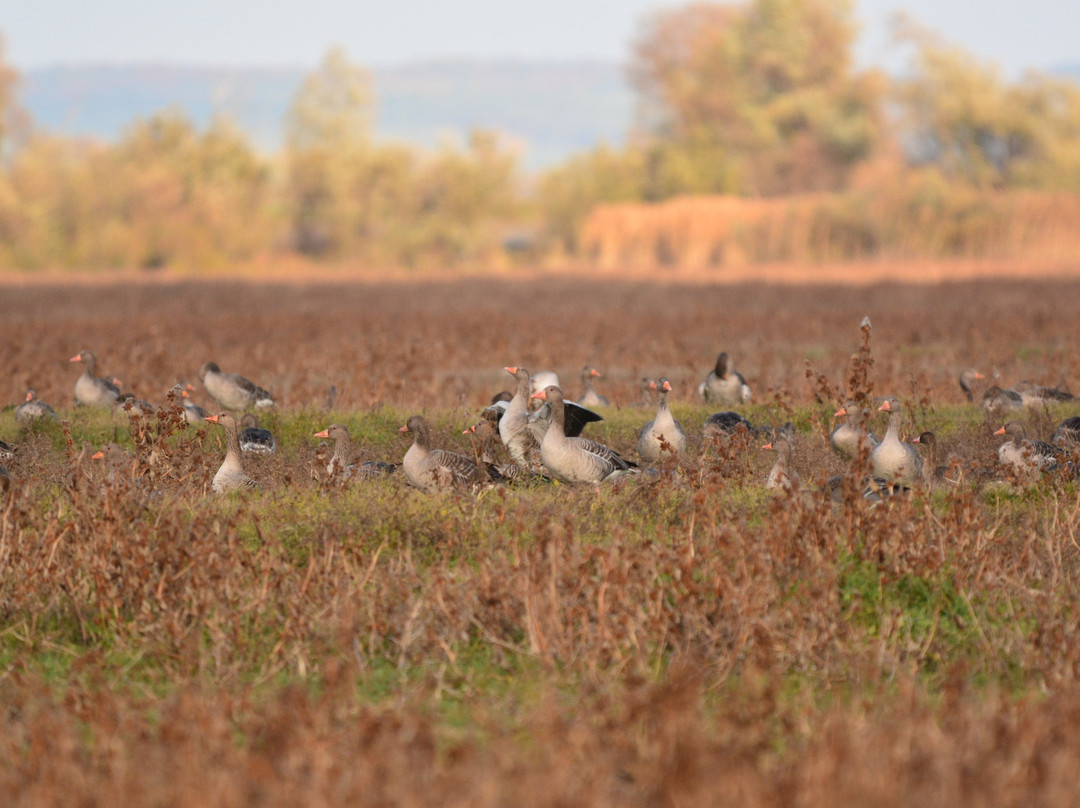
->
579, 366, 611, 408
761, 435, 800, 492
91, 443, 136, 482
464, 421, 525, 482
980, 386, 1023, 416
239, 413, 276, 453
1013, 380, 1075, 406
116, 392, 154, 417
870, 397, 923, 488
198, 362, 275, 411
630, 377, 657, 408
70, 351, 121, 407
204, 413, 260, 493
958, 369, 986, 402
703, 410, 757, 440
15, 388, 56, 423
0, 440, 14, 461
400, 415, 497, 493
1051, 416, 1080, 447
530, 385, 636, 485
830, 401, 879, 460
637, 378, 686, 462
700, 352, 751, 405
995, 421, 1064, 476
314, 424, 396, 479
911, 431, 959, 488
530, 370, 560, 396
180, 388, 207, 424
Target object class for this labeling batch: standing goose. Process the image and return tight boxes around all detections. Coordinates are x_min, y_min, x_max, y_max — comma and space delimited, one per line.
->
830, 401, 879, 460
239, 414, 276, 453
204, 413, 260, 493
995, 421, 1063, 476
761, 435, 800, 492
15, 388, 57, 424
531, 386, 636, 485
198, 361, 275, 411
497, 366, 545, 472
700, 351, 751, 405
579, 366, 611, 408
637, 378, 686, 462
314, 424, 396, 479
70, 351, 121, 407
400, 415, 496, 493
870, 397, 923, 488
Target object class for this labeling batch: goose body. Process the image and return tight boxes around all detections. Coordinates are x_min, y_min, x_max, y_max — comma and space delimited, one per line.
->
532, 386, 635, 485
180, 389, 207, 424
497, 367, 544, 472
762, 436, 800, 492
703, 410, 756, 440
637, 378, 686, 462
1013, 381, 1075, 406
401, 415, 494, 493
15, 388, 57, 423
70, 351, 121, 407
700, 352, 751, 405
205, 413, 260, 493
870, 398, 922, 488
314, 424, 396, 479
1051, 416, 1080, 447
995, 421, 1063, 475
198, 362, 275, 411
239, 414, 276, 453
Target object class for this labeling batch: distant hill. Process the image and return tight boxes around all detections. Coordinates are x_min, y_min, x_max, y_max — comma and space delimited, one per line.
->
19, 60, 634, 171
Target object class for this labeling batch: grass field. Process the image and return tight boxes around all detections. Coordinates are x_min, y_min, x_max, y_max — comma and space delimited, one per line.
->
2, 272, 1080, 805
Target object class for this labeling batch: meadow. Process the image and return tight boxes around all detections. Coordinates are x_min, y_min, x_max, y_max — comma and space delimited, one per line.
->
2, 272, 1080, 806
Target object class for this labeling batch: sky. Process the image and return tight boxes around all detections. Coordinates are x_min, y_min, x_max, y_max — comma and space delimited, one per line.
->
3, 0, 1079, 76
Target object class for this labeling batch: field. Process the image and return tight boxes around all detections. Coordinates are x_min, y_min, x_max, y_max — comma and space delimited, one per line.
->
2, 271, 1080, 806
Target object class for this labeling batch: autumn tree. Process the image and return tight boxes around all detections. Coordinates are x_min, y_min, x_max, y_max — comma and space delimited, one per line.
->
630, 0, 885, 196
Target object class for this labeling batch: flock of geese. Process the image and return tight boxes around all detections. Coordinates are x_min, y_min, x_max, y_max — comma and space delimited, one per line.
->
2, 347, 1079, 498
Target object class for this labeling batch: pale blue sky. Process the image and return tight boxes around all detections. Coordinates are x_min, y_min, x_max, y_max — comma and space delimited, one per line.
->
3, 0, 1079, 75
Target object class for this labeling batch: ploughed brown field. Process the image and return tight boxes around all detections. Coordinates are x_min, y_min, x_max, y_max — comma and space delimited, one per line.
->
3, 270, 1080, 807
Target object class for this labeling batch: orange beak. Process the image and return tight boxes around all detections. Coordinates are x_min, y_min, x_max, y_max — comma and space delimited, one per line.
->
205, 414, 220, 424
181, 389, 190, 399
878, 400, 892, 412
975, 372, 986, 380
91, 450, 104, 460
662, 380, 672, 392
761, 442, 773, 451
590, 368, 601, 378
25, 391, 33, 402
649, 381, 657, 390
314, 429, 329, 438
994, 426, 1006, 435
530, 390, 547, 401
398, 424, 409, 433
69, 354, 81, 362
504, 366, 518, 375
833, 407, 847, 417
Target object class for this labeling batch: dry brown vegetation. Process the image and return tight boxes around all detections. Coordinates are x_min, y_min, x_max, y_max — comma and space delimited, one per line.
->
2, 273, 1080, 805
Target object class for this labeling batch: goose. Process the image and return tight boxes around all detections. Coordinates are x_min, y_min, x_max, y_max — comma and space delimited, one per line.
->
637, 378, 686, 462
204, 413, 260, 493
180, 388, 207, 424
995, 421, 1064, 476
116, 392, 154, 417
530, 371, 560, 396
70, 351, 121, 407
830, 401, 879, 460
579, 366, 611, 408
400, 415, 497, 493
198, 362, 275, 411
0, 465, 9, 493
313, 424, 396, 479
980, 386, 1024, 416
463, 421, 525, 482
958, 369, 986, 402
870, 397, 923, 488
0, 440, 14, 461
15, 388, 56, 424
703, 410, 757, 440
239, 414, 276, 453
1051, 416, 1080, 447
530, 385, 636, 485
1013, 380, 1075, 406
911, 431, 960, 488
761, 435, 800, 492
700, 352, 751, 405
630, 377, 657, 408
90, 443, 137, 483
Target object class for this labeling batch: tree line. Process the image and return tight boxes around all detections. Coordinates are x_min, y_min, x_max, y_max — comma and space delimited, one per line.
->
1, 0, 1079, 271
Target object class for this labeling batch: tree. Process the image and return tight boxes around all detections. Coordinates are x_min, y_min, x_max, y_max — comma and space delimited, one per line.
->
629, 0, 885, 195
